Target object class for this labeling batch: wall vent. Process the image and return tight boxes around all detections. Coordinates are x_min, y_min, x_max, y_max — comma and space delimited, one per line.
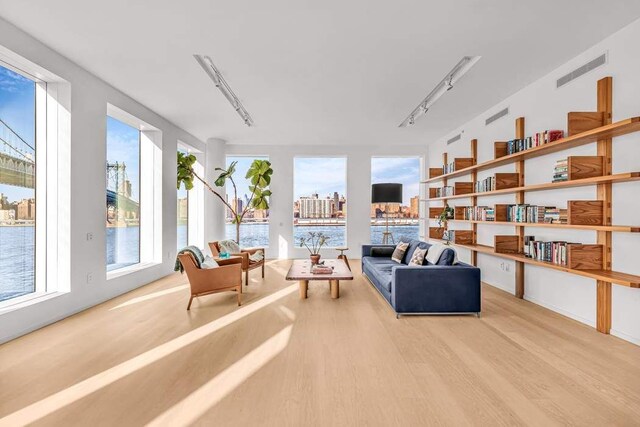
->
447, 133, 462, 145
485, 107, 509, 126
556, 53, 606, 88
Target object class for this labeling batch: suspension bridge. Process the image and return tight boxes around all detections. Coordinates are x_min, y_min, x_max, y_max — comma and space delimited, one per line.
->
1, 117, 139, 225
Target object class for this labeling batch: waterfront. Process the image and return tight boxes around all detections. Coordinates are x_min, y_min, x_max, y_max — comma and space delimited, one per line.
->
0, 226, 35, 302
225, 222, 419, 248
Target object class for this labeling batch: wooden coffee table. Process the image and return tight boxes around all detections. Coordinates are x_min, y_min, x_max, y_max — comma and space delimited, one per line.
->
286, 259, 353, 299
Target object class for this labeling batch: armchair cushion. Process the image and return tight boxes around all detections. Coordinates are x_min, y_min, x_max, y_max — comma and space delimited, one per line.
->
201, 256, 219, 269
218, 239, 241, 254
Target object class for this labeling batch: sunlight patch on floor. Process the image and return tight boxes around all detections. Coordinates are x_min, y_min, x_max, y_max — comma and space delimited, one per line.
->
109, 285, 189, 310
0, 284, 298, 426
147, 325, 293, 426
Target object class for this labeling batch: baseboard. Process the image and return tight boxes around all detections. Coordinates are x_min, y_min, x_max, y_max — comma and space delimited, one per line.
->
610, 328, 640, 346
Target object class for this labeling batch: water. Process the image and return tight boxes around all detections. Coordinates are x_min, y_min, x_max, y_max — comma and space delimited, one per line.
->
224, 223, 419, 248
0, 226, 35, 302
177, 224, 188, 250
106, 227, 140, 272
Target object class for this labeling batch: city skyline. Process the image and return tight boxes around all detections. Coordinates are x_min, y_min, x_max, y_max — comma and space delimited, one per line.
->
106, 116, 140, 202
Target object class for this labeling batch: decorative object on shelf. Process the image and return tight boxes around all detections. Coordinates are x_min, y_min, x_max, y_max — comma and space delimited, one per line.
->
299, 232, 329, 264
371, 183, 403, 244
437, 206, 454, 244
177, 154, 273, 244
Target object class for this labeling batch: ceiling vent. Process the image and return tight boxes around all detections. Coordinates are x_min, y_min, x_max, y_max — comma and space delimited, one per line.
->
556, 53, 606, 88
447, 133, 462, 145
485, 107, 509, 126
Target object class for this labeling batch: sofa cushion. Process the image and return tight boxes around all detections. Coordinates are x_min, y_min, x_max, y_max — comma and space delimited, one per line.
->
362, 256, 396, 292
408, 247, 427, 266
370, 246, 395, 257
391, 242, 409, 263
424, 248, 456, 265
403, 240, 431, 265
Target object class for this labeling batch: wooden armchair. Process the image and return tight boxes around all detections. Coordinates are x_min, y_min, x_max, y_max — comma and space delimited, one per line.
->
178, 253, 243, 310
209, 241, 265, 287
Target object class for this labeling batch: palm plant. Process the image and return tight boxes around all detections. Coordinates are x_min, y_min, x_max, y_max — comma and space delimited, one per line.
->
177, 153, 273, 244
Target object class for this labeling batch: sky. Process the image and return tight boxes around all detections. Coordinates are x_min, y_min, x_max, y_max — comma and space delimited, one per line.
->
371, 157, 420, 204
106, 116, 140, 201
0, 64, 35, 203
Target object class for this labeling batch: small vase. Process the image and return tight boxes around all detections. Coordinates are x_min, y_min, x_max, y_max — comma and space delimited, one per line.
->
310, 254, 321, 264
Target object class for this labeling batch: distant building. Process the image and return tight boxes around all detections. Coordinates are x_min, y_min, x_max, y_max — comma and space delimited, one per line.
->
0, 209, 15, 221
17, 198, 35, 220
410, 196, 419, 218
299, 193, 332, 219
177, 197, 188, 223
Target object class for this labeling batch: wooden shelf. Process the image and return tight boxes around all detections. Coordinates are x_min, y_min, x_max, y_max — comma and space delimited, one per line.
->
429, 219, 640, 233
422, 117, 640, 183
427, 239, 640, 288
425, 172, 640, 201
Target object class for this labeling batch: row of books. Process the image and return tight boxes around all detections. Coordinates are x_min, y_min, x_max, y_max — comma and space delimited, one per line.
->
474, 176, 496, 193
443, 162, 457, 174
461, 206, 495, 221
505, 130, 564, 156
506, 204, 567, 224
553, 158, 568, 182
524, 236, 569, 265
433, 186, 454, 198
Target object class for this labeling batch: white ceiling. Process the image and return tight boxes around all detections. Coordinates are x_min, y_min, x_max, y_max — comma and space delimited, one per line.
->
1, 0, 640, 146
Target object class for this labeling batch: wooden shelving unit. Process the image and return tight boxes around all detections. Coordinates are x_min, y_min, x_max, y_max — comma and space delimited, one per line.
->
423, 76, 640, 335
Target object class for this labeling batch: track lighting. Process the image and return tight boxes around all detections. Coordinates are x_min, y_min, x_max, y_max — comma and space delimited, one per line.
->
399, 56, 481, 127
194, 54, 254, 126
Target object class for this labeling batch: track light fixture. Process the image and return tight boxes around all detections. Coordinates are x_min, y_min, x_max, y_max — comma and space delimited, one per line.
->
399, 56, 481, 127
194, 54, 254, 127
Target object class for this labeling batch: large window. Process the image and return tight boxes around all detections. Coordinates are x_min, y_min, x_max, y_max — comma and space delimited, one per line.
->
293, 157, 346, 247
0, 63, 36, 302
177, 148, 188, 250
106, 116, 141, 271
224, 156, 270, 247
370, 157, 420, 243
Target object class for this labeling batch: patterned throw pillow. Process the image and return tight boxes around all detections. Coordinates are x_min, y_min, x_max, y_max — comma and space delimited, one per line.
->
409, 247, 427, 266
391, 242, 410, 264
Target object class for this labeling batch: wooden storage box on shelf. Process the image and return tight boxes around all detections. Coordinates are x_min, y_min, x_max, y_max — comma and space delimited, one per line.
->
567, 244, 603, 270
567, 200, 604, 226
429, 227, 445, 239
494, 235, 520, 254
567, 112, 605, 136
454, 206, 467, 220
451, 157, 475, 171
494, 141, 508, 159
567, 156, 604, 180
495, 173, 520, 190
494, 204, 510, 222
429, 207, 445, 219
451, 230, 474, 245
429, 167, 443, 179
454, 182, 474, 195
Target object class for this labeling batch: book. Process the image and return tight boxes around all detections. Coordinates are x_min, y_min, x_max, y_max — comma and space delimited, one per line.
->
312, 266, 334, 274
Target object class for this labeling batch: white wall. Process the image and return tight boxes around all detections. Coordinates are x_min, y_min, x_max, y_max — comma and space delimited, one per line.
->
427, 18, 640, 345
0, 18, 222, 343
224, 144, 425, 260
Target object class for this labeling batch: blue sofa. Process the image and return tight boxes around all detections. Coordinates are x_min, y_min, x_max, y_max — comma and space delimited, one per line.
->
362, 240, 481, 317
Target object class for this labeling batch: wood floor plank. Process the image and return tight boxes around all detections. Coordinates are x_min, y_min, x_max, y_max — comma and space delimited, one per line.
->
1, 260, 640, 426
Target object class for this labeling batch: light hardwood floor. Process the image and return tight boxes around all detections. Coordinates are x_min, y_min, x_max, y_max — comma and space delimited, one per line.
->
1, 260, 640, 426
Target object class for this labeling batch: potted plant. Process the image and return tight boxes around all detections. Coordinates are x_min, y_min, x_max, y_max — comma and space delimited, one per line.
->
437, 206, 454, 245
299, 232, 329, 264
177, 153, 273, 244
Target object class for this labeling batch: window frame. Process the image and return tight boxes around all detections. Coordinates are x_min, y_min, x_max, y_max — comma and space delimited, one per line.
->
106, 104, 162, 279
0, 46, 71, 311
